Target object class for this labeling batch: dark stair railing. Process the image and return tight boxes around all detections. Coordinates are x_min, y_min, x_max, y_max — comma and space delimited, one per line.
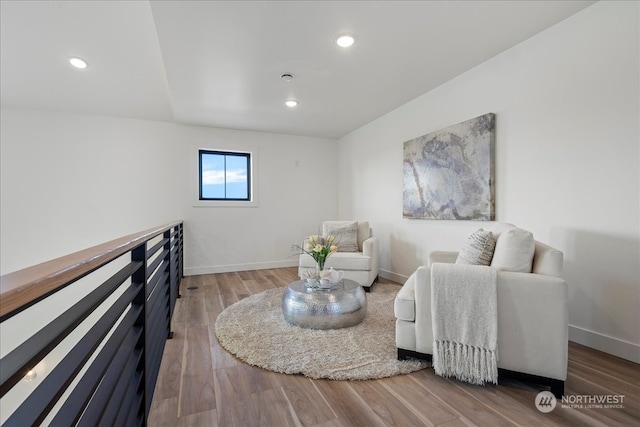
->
0, 221, 183, 426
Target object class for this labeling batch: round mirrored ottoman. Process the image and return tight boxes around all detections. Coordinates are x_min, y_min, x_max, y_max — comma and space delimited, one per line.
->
282, 279, 367, 330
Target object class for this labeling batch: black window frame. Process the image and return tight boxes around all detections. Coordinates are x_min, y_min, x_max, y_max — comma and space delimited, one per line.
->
198, 149, 251, 201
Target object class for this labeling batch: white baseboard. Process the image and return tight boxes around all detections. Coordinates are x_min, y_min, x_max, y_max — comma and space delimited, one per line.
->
379, 269, 410, 285
569, 325, 640, 364
184, 259, 299, 276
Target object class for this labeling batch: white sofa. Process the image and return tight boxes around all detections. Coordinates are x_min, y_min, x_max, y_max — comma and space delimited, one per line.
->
298, 221, 379, 291
394, 223, 568, 397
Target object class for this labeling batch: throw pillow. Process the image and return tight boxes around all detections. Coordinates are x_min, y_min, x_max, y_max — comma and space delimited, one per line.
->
455, 228, 496, 266
490, 228, 535, 272
324, 221, 359, 252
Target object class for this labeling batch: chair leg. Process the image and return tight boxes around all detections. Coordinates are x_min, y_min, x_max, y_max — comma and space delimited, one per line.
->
364, 280, 377, 292
397, 348, 432, 362
498, 368, 564, 398
550, 379, 564, 399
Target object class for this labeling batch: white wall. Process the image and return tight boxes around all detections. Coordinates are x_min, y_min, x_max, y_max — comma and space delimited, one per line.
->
175, 124, 338, 275
0, 108, 337, 276
338, 0, 639, 363
0, 108, 182, 274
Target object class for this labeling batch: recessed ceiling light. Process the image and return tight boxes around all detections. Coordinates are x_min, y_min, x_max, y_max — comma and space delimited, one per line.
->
285, 100, 298, 108
69, 57, 87, 69
335, 34, 355, 48
281, 73, 294, 82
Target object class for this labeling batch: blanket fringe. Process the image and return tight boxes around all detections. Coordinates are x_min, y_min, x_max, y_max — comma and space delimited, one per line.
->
433, 340, 498, 385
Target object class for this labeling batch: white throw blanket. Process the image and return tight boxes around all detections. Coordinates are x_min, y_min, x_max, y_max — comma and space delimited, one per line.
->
431, 263, 498, 385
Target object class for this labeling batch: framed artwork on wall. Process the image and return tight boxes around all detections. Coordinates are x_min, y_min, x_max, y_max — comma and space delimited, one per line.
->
403, 113, 495, 220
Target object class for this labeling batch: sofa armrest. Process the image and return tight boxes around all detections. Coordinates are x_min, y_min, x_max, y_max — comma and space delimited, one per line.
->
497, 271, 568, 379
363, 236, 379, 277
410, 265, 568, 380
532, 241, 564, 277
413, 266, 435, 354
362, 236, 378, 257
429, 251, 458, 265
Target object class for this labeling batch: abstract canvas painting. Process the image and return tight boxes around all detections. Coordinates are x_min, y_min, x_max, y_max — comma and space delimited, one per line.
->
403, 113, 495, 220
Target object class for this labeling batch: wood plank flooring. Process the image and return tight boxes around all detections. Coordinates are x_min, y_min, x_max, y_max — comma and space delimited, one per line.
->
148, 267, 640, 426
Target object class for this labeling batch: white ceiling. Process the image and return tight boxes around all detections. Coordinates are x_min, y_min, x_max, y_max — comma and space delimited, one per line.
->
1, 1, 596, 139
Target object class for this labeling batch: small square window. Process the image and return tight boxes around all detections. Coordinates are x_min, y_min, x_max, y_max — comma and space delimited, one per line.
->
199, 150, 251, 201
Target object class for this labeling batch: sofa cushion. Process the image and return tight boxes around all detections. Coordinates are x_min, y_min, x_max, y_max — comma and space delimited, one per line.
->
325, 252, 371, 270
300, 251, 371, 270
394, 272, 416, 321
455, 228, 496, 266
491, 228, 535, 272
324, 221, 358, 252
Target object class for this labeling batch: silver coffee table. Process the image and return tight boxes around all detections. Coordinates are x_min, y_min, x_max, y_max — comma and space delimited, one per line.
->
282, 279, 367, 330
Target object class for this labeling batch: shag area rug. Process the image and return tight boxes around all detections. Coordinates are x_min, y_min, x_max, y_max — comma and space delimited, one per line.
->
214, 283, 428, 380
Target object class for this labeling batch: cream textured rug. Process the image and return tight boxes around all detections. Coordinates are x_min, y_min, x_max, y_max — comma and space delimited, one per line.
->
214, 283, 428, 380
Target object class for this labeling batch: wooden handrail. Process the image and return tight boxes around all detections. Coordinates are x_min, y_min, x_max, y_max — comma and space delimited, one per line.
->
1, 221, 184, 424
0, 221, 183, 319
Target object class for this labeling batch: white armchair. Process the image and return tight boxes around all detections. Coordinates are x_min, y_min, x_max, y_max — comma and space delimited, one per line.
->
394, 224, 568, 397
298, 221, 379, 291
